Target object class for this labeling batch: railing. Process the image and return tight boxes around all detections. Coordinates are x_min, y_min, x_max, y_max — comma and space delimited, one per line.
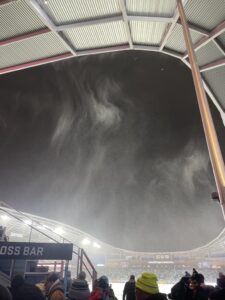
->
0, 202, 97, 284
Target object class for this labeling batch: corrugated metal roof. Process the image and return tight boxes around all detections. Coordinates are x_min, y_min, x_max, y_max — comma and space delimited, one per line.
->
203, 66, 225, 109
126, 0, 176, 17
0, 32, 68, 69
130, 21, 167, 46
184, 0, 225, 31
195, 41, 224, 67
41, 0, 122, 25
165, 24, 204, 54
0, 0, 46, 40
218, 32, 225, 48
64, 21, 128, 50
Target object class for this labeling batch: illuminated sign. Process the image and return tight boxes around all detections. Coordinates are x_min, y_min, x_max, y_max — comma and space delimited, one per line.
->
0, 242, 73, 260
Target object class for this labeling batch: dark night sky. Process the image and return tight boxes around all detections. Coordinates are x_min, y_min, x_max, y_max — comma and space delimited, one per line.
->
0, 50, 224, 252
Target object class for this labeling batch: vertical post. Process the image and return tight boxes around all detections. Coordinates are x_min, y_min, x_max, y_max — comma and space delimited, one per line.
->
80, 248, 83, 273
177, 0, 225, 217
77, 248, 81, 278
28, 223, 33, 242
64, 260, 69, 296
9, 259, 15, 280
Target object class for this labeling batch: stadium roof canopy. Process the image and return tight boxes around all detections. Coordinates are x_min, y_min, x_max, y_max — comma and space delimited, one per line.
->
1, 205, 225, 259
0, 0, 225, 125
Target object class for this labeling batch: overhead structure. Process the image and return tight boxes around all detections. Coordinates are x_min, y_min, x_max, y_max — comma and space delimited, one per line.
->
1, 0, 225, 214
1, 206, 225, 263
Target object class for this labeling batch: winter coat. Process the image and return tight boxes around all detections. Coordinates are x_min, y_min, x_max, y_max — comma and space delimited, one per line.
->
47, 279, 65, 300
12, 283, 44, 300
123, 280, 136, 300
145, 293, 167, 300
209, 288, 225, 300
69, 279, 90, 300
184, 287, 208, 300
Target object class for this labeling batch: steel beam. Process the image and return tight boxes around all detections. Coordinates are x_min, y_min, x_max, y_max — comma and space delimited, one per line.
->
159, 0, 189, 51
128, 15, 173, 23
182, 58, 225, 124
133, 45, 159, 52
213, 39, 225, 56
0, 52, 73, 75
162, 48, 183, 59
183, 20, 225, 59
119, 0, 133, 49
77, 45, 129, 56
178, 0, 225, 216
56, 15, 123, 31
200, 57, 225, 72
177, 20, 210, 36
0, 28, 50, 46
26, 0, 77, 55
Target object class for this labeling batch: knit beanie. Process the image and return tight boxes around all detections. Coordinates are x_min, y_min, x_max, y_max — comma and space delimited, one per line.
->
136, 273, 159, 294
98, 276, 109, 289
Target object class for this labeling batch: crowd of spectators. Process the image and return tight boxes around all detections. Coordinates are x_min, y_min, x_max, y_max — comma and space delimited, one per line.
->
0, 268, 224, 300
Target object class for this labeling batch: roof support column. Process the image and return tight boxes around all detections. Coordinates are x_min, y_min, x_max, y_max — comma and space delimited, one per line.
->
177, 0, 225, 218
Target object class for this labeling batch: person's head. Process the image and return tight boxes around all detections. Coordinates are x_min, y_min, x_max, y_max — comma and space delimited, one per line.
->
136, 273, 159, 300
45, 273, 59, 293
11, 274, 24, 291
98, 276, 109, 290
189, 273, 204, 291
217, 273, 225, 288
78, 271, 86, 280
130, 275, 135, 281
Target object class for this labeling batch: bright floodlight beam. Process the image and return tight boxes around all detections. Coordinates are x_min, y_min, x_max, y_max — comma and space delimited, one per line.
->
177, 0, 225, 218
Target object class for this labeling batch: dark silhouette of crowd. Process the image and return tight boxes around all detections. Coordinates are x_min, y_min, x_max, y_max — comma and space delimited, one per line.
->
0, 269, 225, 300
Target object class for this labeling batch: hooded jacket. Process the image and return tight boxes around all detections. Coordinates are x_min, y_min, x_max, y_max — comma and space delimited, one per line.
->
69, 279, 90, 300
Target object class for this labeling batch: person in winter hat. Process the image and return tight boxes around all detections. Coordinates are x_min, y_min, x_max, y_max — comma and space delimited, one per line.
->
69, 271, 90, 300
135, 273, 167, 300
45, 273, 65, 300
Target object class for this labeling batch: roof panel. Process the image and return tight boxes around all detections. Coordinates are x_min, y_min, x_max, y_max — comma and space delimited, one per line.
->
0, 32, 68, 69
195, 41, 225, 67
126, 0, 176, 17
41, 0, 121, 25
218, 32, 225, 48
0, 0, 46, 40
64, 21, 128, 50
184, 0, 225, 31
130, 21, 167, 46
203, 66, 225, 110
165, 24, 204, 54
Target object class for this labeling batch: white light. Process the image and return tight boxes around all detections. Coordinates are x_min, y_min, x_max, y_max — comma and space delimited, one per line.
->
10, 232, 23, 238
96, 264, 104, 267
1, 215, 9, 221
93, 242, 101, 249
37, 225, 45, 230
82, 238, 91, 245
54, 227, 64, 235
24, 220, 32, 225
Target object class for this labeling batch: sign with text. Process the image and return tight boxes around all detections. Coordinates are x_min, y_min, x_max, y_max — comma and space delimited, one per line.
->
0, 242, 73, 260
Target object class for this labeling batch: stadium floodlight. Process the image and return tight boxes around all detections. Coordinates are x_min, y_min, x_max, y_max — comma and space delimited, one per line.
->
82, 238, 91, 245
1, 215, 9, 221
24, 219, 32, 225
93, 242, 101, 249
54, 227, 64, 235
96, 264, 104, 267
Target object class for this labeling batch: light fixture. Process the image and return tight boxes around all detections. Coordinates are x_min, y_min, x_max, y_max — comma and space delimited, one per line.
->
54, 227, 64, 235
1, 215, 9, 221
82, 238, 91, 245
93, 242, 101, 249
24, 220, 32, 225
